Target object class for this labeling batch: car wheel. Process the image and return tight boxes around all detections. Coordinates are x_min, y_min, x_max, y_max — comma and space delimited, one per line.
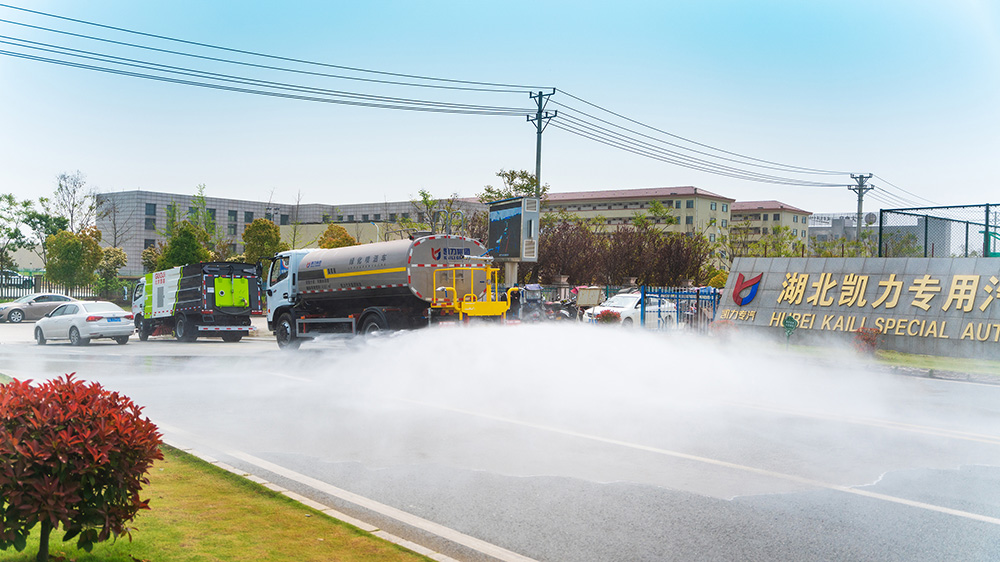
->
221, 333, 243, 343
622, 317, 634, 328
8, 309, 24, 324
175, 315, 197, 342
35, 327, 46, 345
69, 326, 89, 346
114, 336, 129, 345
275, 313, 301, 350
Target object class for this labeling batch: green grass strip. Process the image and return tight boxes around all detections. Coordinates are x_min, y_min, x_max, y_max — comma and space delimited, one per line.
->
0, 445, 433, 562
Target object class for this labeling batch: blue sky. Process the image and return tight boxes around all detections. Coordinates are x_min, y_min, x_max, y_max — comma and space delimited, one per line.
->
0, 1, 997, 214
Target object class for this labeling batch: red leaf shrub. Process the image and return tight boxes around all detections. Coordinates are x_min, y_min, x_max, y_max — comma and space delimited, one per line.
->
0, 374, 163, 560
853, 327, 881, 355
594, 310, 621, 324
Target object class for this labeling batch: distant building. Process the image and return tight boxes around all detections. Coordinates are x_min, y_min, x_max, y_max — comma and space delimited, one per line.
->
543, 186, 735, 244
730, 200, 812, 244
96, 190, 484, 276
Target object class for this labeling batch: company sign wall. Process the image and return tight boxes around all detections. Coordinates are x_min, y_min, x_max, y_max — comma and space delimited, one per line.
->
720, 257, 1000, 358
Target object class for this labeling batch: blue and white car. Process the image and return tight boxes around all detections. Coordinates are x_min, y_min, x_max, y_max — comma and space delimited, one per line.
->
35, 301, 134, 346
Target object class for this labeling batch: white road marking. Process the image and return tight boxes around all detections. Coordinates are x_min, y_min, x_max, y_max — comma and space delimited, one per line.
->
400, 399, 1000, 527
157, 424, 539, 562
729, 401, 1000, 446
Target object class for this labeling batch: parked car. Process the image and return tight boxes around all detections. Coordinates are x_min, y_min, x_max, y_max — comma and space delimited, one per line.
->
0, 293, 77, 323
583, 291, 677, 327
35, 301, 134, 346
0, 270, 33, 289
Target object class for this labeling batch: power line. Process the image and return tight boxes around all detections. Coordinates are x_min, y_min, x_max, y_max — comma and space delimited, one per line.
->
555, 88, 851, 176
555, 112, 846, 187
0, 50, 531, 116
0, 4, 547, 92
874, 174, 938, 206
0, 36, 533, 113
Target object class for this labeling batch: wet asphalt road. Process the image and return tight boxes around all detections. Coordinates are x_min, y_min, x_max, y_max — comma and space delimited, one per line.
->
2, 320, 999, 561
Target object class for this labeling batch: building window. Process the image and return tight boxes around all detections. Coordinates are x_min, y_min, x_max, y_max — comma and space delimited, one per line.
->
373, 214, 381, 221
144, 239, 156, 249
228, 209, 237, 222
710, 202, 717, 211
280, 214, 289, 225
402, 213, 410, 219
762, 227, 769, 234
207, 208, 216, 221
346, 215, 354, 222
762, 214, 768, 221
709, 234, 716, 242
229, 243, 238, 254
721, 219, 728, 227
188, 206, 197, 216
361, 214, 369, 222
802, 230, 807, 238
337, 215, 344, 221
686, 200, 694, 209
227, 223, 238, 235
793, 229, 798, 236
264, 212, 272, 221
793, 215, 799, 223
675, 200, 681, 209
144, 217, 156, 230
389, 213, 396, 221
244, 211, 254, 223
722, 204, 728, 212
685, 216, 694, 225
773, 213, 780, 221
145, 203, 156, 216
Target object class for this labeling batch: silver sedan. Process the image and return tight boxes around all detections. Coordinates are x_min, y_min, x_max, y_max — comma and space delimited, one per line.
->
34, 301, 135, 346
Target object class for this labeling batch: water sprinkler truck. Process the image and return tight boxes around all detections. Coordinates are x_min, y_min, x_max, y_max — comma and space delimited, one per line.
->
264, 233, 516, 349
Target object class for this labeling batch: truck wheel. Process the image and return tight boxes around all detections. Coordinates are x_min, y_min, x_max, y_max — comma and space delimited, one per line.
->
361, 315, 387, 335
275, 313, 301, 350
175, 315, 197, 342
221, 333, 243, 343
136, 314, 151, 341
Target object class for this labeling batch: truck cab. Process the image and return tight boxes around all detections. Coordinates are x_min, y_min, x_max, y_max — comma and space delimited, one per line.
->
265, 249, 310, 327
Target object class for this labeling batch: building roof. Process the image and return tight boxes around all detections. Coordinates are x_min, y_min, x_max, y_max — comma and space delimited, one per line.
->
546, 186, 735, 203
731, 200, 812, 215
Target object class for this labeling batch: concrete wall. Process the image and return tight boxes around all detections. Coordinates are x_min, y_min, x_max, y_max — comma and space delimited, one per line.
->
720, 256, 1000, 358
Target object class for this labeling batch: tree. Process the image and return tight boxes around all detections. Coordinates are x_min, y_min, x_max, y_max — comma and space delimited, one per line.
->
22, 200, 69, 269
0, 193, 31, 271
402, 190, 465, 234
241, 218, 288, 266
156, 221, 211, 270
535, 213, 605, 284
45, 227, 103, 290
0, 374, 163, 562
317, 224, 357, 249
140, 242, 164, 273
52, 171, 97, 233
477, 169, 550, 203
749, 225, 802, 257
94, 247, 128, 300
95, 194, 135, 248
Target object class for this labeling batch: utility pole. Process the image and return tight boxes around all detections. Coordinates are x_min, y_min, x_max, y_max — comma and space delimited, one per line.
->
528, 90, 557, 196
850, 173, 873, 242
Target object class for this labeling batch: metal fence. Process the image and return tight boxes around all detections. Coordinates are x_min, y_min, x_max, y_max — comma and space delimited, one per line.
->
0, 275, 136, 303
640, 286, 721, 332
879, 204, 1000, 258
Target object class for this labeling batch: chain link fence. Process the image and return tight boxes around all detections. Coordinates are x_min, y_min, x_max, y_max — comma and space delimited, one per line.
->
879, 204, 1000, 258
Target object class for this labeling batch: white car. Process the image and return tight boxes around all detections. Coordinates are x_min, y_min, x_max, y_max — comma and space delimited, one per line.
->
584, 292, 677, 328
35, 301, 135, 346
